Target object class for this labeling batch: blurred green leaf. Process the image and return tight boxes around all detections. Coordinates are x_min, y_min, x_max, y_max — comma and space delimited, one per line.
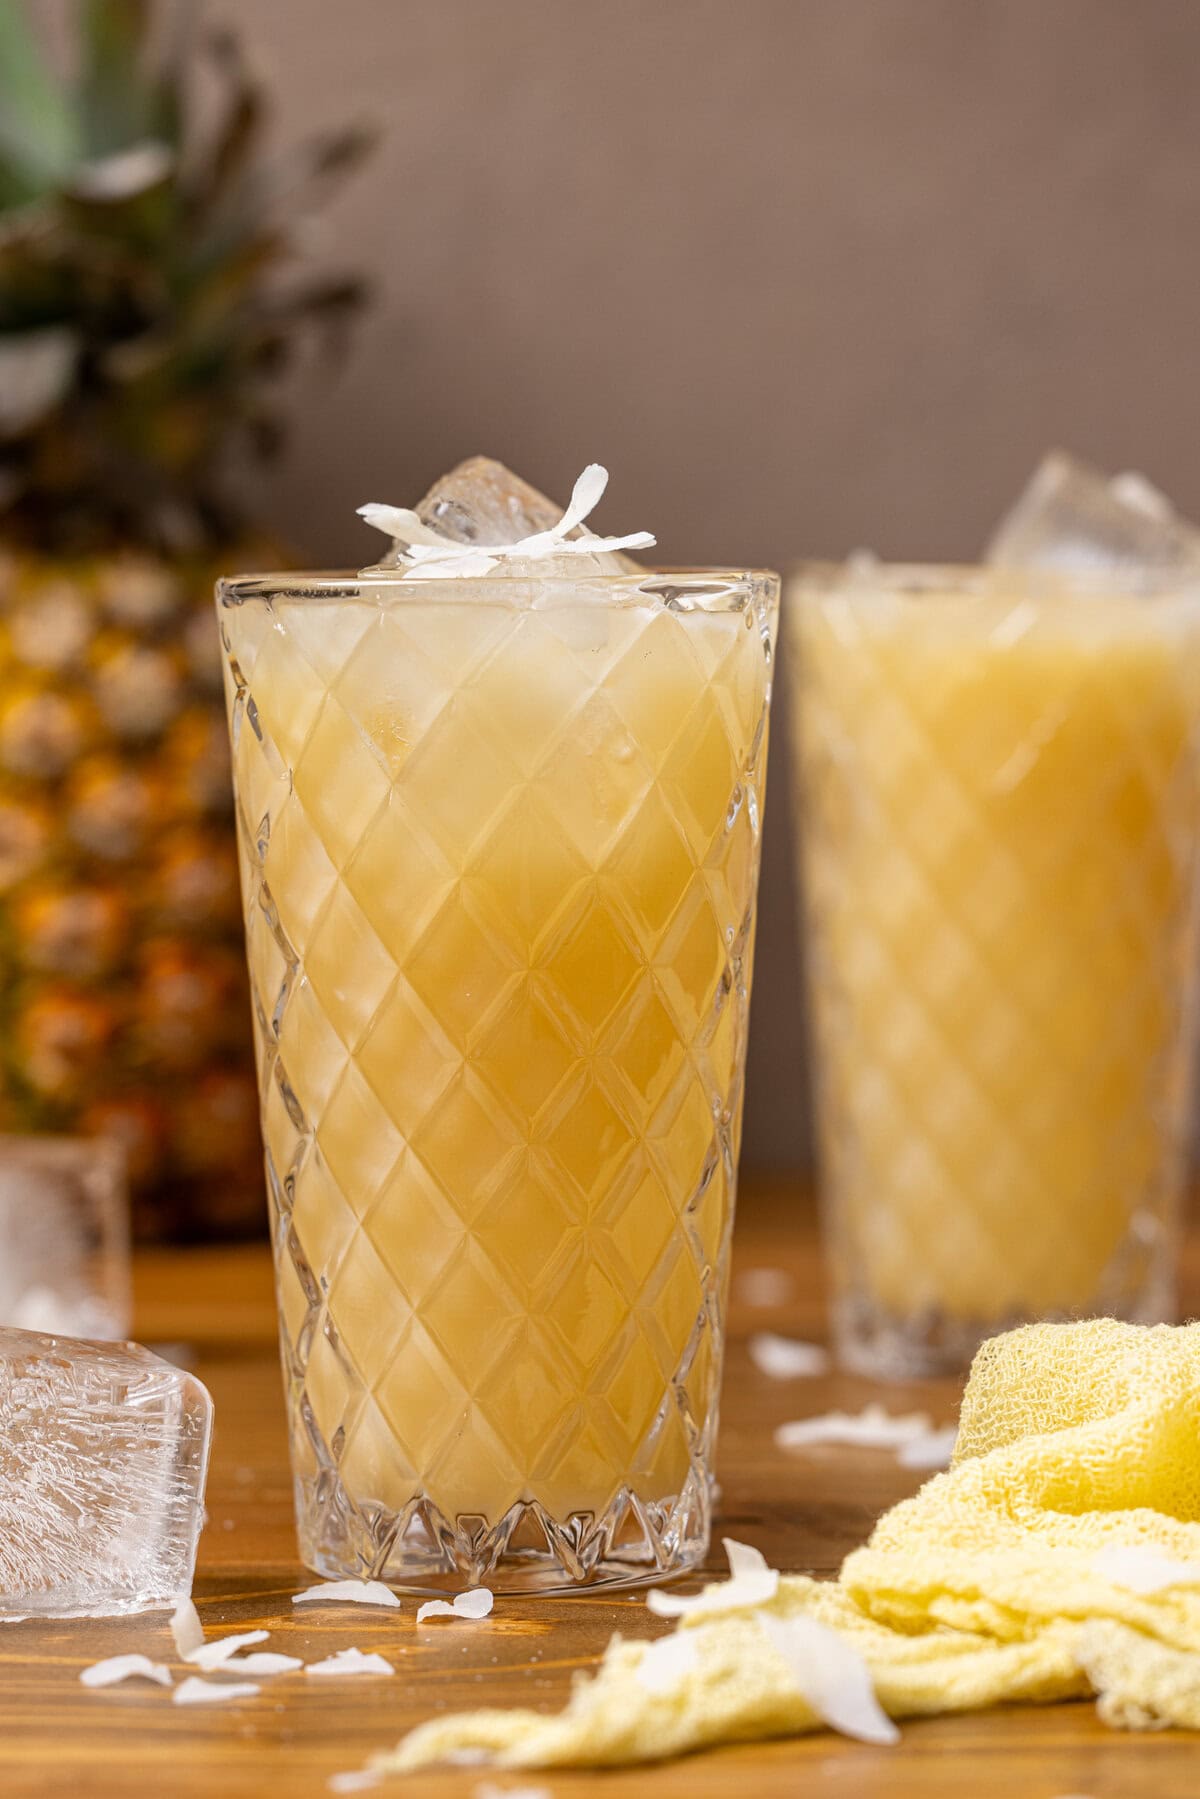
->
79, 0, 156, 155
0, 2, 77, 195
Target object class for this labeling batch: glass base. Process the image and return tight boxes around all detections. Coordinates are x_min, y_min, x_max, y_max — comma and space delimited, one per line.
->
295, 1469, 712, 1596
833, 1283, 1178, 1382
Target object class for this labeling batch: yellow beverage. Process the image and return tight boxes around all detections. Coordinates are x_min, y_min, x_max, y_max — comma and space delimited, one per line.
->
219, 570, 777, 1587
787, 568, 1200, 1375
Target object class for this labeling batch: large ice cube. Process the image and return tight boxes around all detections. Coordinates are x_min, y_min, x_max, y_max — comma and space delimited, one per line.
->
986, 450, 1200, 570
0, 1137, 129, 1339
0, 1329, 212, 1617
359, 457, 652, 579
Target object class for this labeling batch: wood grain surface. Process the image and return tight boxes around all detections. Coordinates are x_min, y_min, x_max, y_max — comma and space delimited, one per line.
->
4, 1178, 1199, 1798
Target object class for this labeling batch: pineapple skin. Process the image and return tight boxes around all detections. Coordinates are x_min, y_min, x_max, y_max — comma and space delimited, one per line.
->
0, 547, 261, 1241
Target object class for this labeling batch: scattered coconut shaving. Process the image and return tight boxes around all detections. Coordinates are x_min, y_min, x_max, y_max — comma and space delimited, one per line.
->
1091, 1545, 1200, 1594
306, 1647, 395, 1677
748, 1332, 830, 1379
185, 1628, 268, 1670
633, 1630, 701, 1694
173, 1674, 261, 1705
775, 1403, 938, 1453
80, 1653, 173, 1690
647, 1538, 778, 1620
292, 1579, 401, 1608
735, 1266, 794, 1307
416, 1587, 494, 1624
231, 1650, 304, 1675
473, 1785, 553, 1799
328, 1774, 383, 1794
170, 1596, 205, 1658
757, 1613, 898, 1745
897, 1425, 958, 1471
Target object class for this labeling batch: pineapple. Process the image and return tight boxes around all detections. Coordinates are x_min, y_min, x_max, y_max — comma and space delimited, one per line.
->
0, 2, 370, 1236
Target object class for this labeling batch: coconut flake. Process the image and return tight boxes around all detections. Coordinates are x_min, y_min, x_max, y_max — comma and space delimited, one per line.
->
306, 1647, 395, 1678
735, 1266, 794, 1307
173, 1675, 261, 1705
328, 1774, 383, 1794
416, 1586, 494, 1624
232, 1651, 304, 1675
358, 464, 654, 579
473, 1785, 553, 1799
170, 1596, 205, 1658
633, 1631, 701, 1694
748, 1332, 830, 1379
1091, 1544, 1200, 1594
775, 1403, 936, 1453
80, 1653, 173, 1690
647, 1537, 778, 1619
292, 1579, 401, 1609
757, 1613, 899, 1746
896, 1425, 958, 1471
185, 1629, 268, 1670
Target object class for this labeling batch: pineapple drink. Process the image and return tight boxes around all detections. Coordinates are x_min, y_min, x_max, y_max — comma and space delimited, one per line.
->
788, 566, 1200, 1377
220, 463, 778, 1589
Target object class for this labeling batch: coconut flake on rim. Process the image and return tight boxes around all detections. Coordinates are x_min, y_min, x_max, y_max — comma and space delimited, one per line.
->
358, 464, 655, 579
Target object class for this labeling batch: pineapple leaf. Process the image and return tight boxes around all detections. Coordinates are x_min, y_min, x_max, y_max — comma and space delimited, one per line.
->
0, 2, 78, 195
0, 327, 78, 434
79, 0, 172, 156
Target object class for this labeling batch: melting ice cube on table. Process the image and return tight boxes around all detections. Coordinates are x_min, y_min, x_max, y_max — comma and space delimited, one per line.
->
986, 450, 1200, 571
0, 1136, 129, 1338
0, 1328, 211, 1618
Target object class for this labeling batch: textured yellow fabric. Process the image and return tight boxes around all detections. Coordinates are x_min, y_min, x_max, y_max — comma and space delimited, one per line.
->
382, 1319, 1200, 1773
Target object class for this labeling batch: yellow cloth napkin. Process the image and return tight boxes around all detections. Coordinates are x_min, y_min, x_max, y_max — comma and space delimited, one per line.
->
382, 1318, 1200, 1773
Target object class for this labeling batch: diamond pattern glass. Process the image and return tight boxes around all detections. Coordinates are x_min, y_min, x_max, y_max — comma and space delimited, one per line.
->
786, 566, 1200, 1376
218, 571, 777, 1589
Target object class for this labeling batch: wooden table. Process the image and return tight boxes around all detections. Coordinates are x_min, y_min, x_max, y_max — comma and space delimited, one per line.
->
5, 1178, 1199, 1798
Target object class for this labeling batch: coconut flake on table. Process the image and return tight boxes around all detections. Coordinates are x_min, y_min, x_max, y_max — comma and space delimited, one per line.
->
646, 1538, 778, 1620
173, 1674, 261, 1705
306, 1647, 395, 1677
184, 1628, 268, 1670
774, 1403, 940, 1453
757, 1613, 899, 1746
473, 1785, 554, 1799
328, 1774, 384, 1794
416, 1587, 494, 1624
1091, 1544, 1200, 1594
748, 1332, 830, 1379
170, 1596, 205, 1658
896, 1425, 958, 1471
231, 1650, 304, 1675
734, 1267, 795, 1307
80, 1653, 173, 1689
292, 1579, 401, 1608
633, 1630, 701, 1694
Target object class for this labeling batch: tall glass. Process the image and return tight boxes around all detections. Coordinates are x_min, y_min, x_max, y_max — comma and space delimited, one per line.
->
218, 566, 778, 1590
786, 565, 1200, 1377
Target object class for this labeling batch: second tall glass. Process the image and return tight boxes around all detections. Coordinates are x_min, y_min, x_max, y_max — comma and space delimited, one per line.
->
220, 566, 778, 1589
787, 565, 1200, 1376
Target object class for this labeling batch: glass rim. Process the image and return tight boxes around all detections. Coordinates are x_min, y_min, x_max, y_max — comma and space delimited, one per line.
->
217, 566, 780, 608
786, 559, 1200, 601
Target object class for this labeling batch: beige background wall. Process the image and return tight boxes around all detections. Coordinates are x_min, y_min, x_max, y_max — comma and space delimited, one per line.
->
219, 0, 1200, 1169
